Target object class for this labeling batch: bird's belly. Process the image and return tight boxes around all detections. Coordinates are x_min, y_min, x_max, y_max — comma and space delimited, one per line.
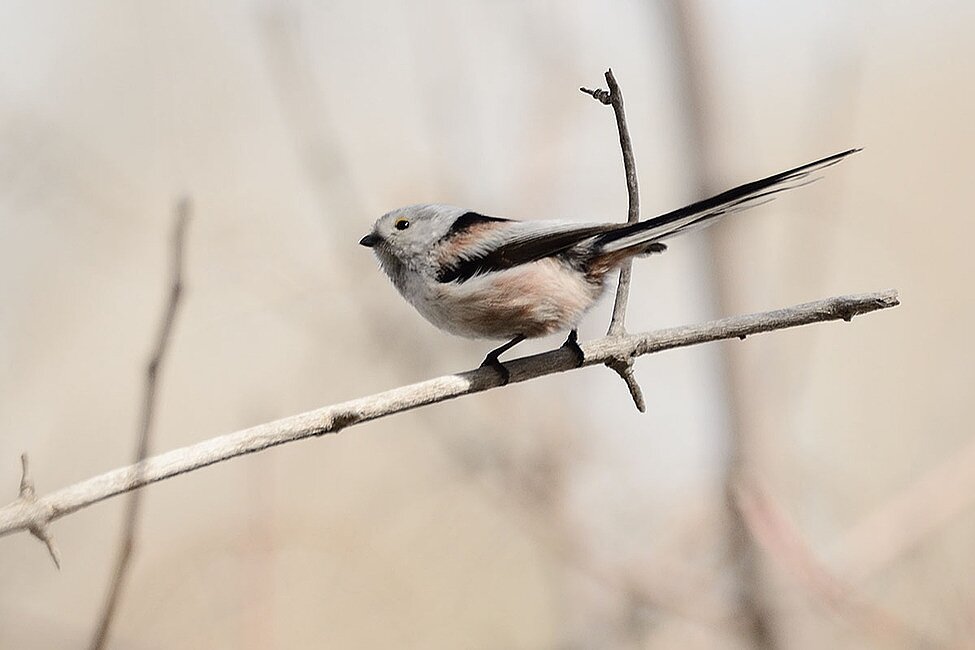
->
415, 259, 604, 340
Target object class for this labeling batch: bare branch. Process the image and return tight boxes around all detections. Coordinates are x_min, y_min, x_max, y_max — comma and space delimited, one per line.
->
0, 290, 898, 543
581, 69, 640, 335
88, 198, 190, 650
581, 69, 646, 409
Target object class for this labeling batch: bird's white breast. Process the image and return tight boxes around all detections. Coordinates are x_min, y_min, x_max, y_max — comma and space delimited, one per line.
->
408, 257, 605, 340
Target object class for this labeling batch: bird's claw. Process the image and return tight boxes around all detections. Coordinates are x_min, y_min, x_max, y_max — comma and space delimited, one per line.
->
561, 330, 585, 368
480, 355, 511, 385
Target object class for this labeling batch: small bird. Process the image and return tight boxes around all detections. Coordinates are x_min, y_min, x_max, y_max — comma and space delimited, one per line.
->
360, 149, 859, 381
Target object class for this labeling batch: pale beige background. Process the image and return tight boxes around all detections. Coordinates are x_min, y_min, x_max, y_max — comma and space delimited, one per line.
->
1, 1, 972, 648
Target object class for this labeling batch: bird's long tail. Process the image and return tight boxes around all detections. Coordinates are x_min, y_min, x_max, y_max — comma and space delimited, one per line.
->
594, 148, 860, 255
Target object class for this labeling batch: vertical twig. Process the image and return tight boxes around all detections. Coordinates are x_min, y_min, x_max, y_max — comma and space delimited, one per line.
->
580, 69, 647, 411
603, 70, 641, 335
581, 69, 640, 333
88, 198, 191, 650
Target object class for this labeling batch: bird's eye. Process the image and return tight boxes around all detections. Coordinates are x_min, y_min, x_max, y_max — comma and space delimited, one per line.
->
394, 218, 410, 231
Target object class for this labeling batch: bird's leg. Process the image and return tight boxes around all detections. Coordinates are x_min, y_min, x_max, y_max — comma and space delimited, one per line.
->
480, 334, 527, 385
560, 329, 585, 368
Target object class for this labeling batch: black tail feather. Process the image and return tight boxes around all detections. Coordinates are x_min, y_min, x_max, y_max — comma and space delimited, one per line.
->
595, 148, 860, 252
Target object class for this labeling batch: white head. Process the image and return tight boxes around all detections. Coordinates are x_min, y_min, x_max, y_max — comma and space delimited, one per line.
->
359, 204, 473, 290
362, 203, 465, 256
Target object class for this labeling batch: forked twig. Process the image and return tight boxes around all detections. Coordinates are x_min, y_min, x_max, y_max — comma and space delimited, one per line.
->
581, 69, 646, 410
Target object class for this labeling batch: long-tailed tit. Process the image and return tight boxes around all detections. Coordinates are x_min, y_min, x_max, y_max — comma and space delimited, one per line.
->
360, 149, 859, 381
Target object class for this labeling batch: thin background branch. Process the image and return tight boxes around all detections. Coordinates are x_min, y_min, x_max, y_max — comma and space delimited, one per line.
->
88, 199, 190, 650
734, 478, 944, 647
660, 2, 777, 645
0, 290, 897, 544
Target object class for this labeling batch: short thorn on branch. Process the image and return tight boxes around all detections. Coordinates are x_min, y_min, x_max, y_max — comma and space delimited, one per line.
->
16, 454, 60, 569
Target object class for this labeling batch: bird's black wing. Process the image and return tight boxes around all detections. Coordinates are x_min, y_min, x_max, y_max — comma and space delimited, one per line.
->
437, 214, 612, 283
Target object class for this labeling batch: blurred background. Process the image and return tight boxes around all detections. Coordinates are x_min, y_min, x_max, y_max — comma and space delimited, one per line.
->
1, 1, 972, 648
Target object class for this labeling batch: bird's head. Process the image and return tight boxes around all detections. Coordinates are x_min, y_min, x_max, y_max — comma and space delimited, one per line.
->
360, 204, 466, 271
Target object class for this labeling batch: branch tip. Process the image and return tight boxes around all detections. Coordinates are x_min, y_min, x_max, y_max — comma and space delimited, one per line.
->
606, 357, 646, 413
28, 524, 61, 570
19, 453, 34, 498
174, 196, 192, 237
579, 86, 612, 105
836, 291, 898, 322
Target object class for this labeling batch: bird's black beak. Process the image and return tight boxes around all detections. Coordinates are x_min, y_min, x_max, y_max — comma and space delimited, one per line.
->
359, 233, 379, 248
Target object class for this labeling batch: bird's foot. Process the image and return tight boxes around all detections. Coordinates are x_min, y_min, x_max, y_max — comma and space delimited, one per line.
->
479, 334, 526, 386
561, 329, 585, 368
480, 354, 511, 385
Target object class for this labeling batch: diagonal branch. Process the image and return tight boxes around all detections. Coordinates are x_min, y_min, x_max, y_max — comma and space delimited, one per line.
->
0, 290, 898, 543
88, 199, 190, 650
734, 477, 944, 646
